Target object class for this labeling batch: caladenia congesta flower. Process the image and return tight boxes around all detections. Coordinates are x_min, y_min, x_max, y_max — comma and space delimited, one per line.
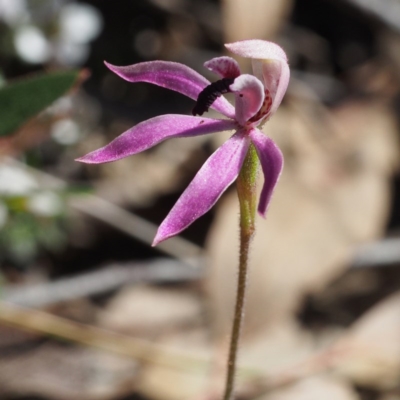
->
76, 40, 289, 246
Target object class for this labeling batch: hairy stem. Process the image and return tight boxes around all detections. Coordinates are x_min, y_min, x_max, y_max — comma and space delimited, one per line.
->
223, 144, 259, 400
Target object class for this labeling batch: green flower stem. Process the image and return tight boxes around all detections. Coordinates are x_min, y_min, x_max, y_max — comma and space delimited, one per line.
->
223, 143, 259, 400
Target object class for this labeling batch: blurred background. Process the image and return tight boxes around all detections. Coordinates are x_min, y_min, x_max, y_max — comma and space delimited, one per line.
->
0, 0, 400, 399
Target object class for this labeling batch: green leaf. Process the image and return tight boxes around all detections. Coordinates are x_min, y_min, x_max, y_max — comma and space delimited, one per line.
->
0, 70, 83, 137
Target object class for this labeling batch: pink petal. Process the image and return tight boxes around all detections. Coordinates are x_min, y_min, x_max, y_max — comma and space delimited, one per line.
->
105, 61, 235, 119
225, 40, 290, 118
76, 115, 237, 164
229, 74, 265, 126
253, 59, 290, 117
204, 56, 241, 79
153, 131, 250, 245
249, 128, 283, 217
225, 39, 288, 62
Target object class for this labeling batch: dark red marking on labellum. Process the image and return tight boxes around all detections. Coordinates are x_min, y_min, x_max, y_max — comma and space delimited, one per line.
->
192, 78, 235, 116
249, 88, 273, 122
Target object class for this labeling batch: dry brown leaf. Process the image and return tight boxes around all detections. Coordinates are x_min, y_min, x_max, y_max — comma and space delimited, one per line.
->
333, 291, 400, 389
136, 328, 212, 400
222, 0, 293, 43
0, 344, 137, 400
258, 376, 359, 400
379, 395, 400, 400
99, 285, 202, 337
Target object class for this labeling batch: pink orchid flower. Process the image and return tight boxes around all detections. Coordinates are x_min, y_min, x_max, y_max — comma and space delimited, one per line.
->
77, 40, 290, 246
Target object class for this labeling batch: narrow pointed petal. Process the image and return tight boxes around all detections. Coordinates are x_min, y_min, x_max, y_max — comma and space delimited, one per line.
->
153, 131, 250, 245
77, 115, 237, 164
225, 40, 290, 117
249, 128, 283, 217
105, 61, 235, 118
229, 74, 264, 125
204, 56, 241, 79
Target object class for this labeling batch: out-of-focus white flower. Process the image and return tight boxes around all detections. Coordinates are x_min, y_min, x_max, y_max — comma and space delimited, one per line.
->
0, 164, 38, 196
47, 96, 73, 115
51, 118, 81, 145
9, 1, 103, 66
0, 201, 8, 229
54, 39, 89, 66
27, 191, 63, 217
59, 3, 103, 44
0, 0, 28, 26
55, 3, 103, 66
14, 25, 51, 64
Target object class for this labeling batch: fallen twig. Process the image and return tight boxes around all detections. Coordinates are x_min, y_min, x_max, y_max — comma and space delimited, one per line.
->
3, 258, 203, 307
0, 301, 208, 372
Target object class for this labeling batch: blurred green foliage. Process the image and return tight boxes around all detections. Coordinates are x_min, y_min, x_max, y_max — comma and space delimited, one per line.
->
0, 194, 67, 267
0, 70, 81, 137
